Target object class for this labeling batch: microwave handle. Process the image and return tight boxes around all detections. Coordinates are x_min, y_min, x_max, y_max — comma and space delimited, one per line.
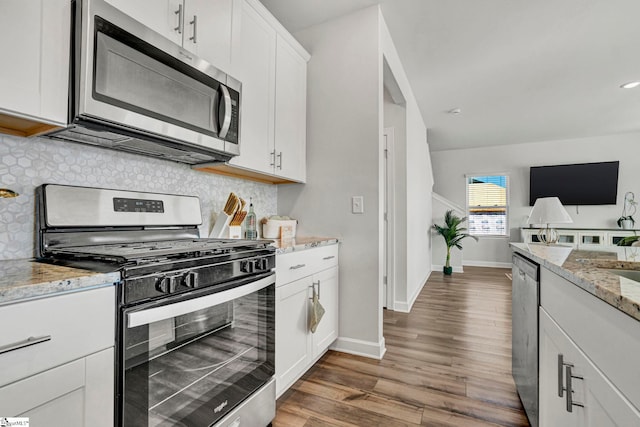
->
127, 274, 274, 328
218, 84, 232, 139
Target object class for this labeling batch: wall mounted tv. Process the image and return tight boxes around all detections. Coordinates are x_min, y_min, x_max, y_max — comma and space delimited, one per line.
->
529, 161, 619, 206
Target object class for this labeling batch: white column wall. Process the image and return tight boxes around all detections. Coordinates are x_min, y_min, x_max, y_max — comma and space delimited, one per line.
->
277, 7, 385, 357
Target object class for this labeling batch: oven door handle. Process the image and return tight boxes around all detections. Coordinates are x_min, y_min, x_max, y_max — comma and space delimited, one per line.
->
127, 274, 275, 328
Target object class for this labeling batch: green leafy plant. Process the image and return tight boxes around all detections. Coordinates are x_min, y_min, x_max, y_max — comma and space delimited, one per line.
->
616, 235, 640, 246
432, 210, 478, 274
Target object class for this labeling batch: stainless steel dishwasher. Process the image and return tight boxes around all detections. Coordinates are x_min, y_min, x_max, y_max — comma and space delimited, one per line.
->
512, 253, 540, 427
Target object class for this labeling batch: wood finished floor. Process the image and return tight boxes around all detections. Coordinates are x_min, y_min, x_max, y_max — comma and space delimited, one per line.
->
274, 267, 530, 427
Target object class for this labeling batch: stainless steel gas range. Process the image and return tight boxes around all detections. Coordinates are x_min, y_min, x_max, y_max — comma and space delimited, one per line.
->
36, 184, 275, 427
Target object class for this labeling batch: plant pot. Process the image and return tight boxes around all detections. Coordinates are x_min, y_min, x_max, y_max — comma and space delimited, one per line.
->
621, 219, 634, 230
443, 266, 453, 275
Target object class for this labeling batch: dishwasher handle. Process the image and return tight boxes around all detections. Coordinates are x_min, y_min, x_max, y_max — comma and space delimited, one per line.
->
513, 254, 539, 281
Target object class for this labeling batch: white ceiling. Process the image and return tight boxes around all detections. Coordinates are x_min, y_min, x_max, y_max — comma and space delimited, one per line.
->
259, 0, 640, 151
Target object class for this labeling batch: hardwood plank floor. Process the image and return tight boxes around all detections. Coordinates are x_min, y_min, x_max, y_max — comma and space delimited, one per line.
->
274, 266, 530, 427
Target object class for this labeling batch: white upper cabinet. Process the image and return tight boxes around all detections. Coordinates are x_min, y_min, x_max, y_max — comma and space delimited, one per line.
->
222, 0, 309, 183
104, 0, 184, 45
183, 0, 235, 72
106, 0, 235, 71
274, 34, 307, 182
228, 0, 276, 174
0, 0, 70, 133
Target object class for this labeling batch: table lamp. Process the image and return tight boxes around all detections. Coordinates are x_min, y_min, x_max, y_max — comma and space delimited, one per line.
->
527, 197, 573, 245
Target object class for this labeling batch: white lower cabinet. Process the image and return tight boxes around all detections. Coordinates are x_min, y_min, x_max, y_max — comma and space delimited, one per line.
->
539, 307, 640, 426
0, 286, 116, 426
275, 245, 339, 397
0, 348, 114, 427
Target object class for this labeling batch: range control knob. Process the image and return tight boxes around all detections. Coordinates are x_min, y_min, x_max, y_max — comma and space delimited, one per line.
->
241, 259, 256, 273
183, 271, 200, 288
155, 275, 179, 294
241, 257, 270, 273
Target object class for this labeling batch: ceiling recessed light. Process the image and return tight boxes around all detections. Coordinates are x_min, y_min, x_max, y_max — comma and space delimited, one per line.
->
447, 108, 462, 114
620, 81, 640, 89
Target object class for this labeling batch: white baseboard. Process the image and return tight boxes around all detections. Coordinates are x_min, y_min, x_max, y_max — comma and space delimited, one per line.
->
463, 260, 512, 269
393, 270, 431, 313
432, 264, 464, 273
330, 336, 386, 360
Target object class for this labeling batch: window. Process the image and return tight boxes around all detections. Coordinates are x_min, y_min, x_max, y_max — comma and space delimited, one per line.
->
466, 174, 508, 236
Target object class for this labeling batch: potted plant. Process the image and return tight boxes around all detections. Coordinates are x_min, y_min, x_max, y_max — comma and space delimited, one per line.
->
617, 191, 637, 230
432, 210, 478, 275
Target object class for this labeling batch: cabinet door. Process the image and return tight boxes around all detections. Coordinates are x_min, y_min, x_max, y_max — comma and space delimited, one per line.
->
311, 266, 339, 358
539, 308, 581, 427
228, 0, 276, 174
84, 348, 115, 427
0, 348, 114, 427
105, 0, 183, 45
275, 276, 312, 396
0, 0, 69, 125
273, 34, 307, 183
183, 0, 234, 72
0, 358, 86, 425
540, 309, 640, 427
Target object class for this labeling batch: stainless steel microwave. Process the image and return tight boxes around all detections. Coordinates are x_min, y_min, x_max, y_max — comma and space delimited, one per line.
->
45, 0, 241, 164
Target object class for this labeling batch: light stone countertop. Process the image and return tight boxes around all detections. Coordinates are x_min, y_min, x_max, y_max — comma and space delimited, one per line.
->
0, 259, 120, 305
511, 243, 640, 322
271, 236, 339, 255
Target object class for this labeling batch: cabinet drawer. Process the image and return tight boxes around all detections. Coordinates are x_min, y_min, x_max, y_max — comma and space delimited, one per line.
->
0, 286, 115, 387
276, 244, 338, 286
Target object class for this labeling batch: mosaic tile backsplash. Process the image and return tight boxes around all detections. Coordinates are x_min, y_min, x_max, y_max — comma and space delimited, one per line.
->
0, 135, 277, 260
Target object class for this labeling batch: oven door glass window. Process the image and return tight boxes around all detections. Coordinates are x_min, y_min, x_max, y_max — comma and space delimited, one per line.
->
121, 276, 274, 427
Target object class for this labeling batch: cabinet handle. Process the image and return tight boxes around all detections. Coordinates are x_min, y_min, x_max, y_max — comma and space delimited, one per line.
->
0, 335, 51, 355
289, 264, 306, 270
270, 150, 276, 167
558, 354, 566, 397
309, 280, 321, 300
323, 256, 335, 260
558, 354, 574, 397
277, 152, 283, 170
565, 365, 584, 413
174, 4, 183, 34
189, 15, 197, 43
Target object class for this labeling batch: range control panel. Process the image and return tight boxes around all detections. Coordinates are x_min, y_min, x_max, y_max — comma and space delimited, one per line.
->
113, 197, 164, 213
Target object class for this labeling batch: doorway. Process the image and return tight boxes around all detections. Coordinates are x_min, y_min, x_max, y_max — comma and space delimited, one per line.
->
383, 127, 395, 309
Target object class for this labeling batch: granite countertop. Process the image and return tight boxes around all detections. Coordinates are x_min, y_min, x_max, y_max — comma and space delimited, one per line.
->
511, 243, 640, 322
0, 259, 120, 305
271, 236, 339, 254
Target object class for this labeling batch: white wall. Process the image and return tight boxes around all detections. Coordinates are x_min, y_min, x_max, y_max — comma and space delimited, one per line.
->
431, 131, 640, 265
380, 13, 433, 312
277, 7, 384, 357
278, 6, 433, 357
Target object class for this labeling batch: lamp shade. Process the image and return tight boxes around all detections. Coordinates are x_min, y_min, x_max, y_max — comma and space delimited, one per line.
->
527, 197, 573, 225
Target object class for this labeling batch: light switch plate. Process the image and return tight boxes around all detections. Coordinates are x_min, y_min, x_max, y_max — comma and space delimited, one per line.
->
352, 196, 364, 214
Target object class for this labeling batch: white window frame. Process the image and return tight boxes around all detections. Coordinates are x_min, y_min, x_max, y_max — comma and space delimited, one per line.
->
465, 173, 510, 238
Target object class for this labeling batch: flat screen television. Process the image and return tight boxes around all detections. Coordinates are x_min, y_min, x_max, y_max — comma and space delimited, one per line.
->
529, 161, 619, 206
